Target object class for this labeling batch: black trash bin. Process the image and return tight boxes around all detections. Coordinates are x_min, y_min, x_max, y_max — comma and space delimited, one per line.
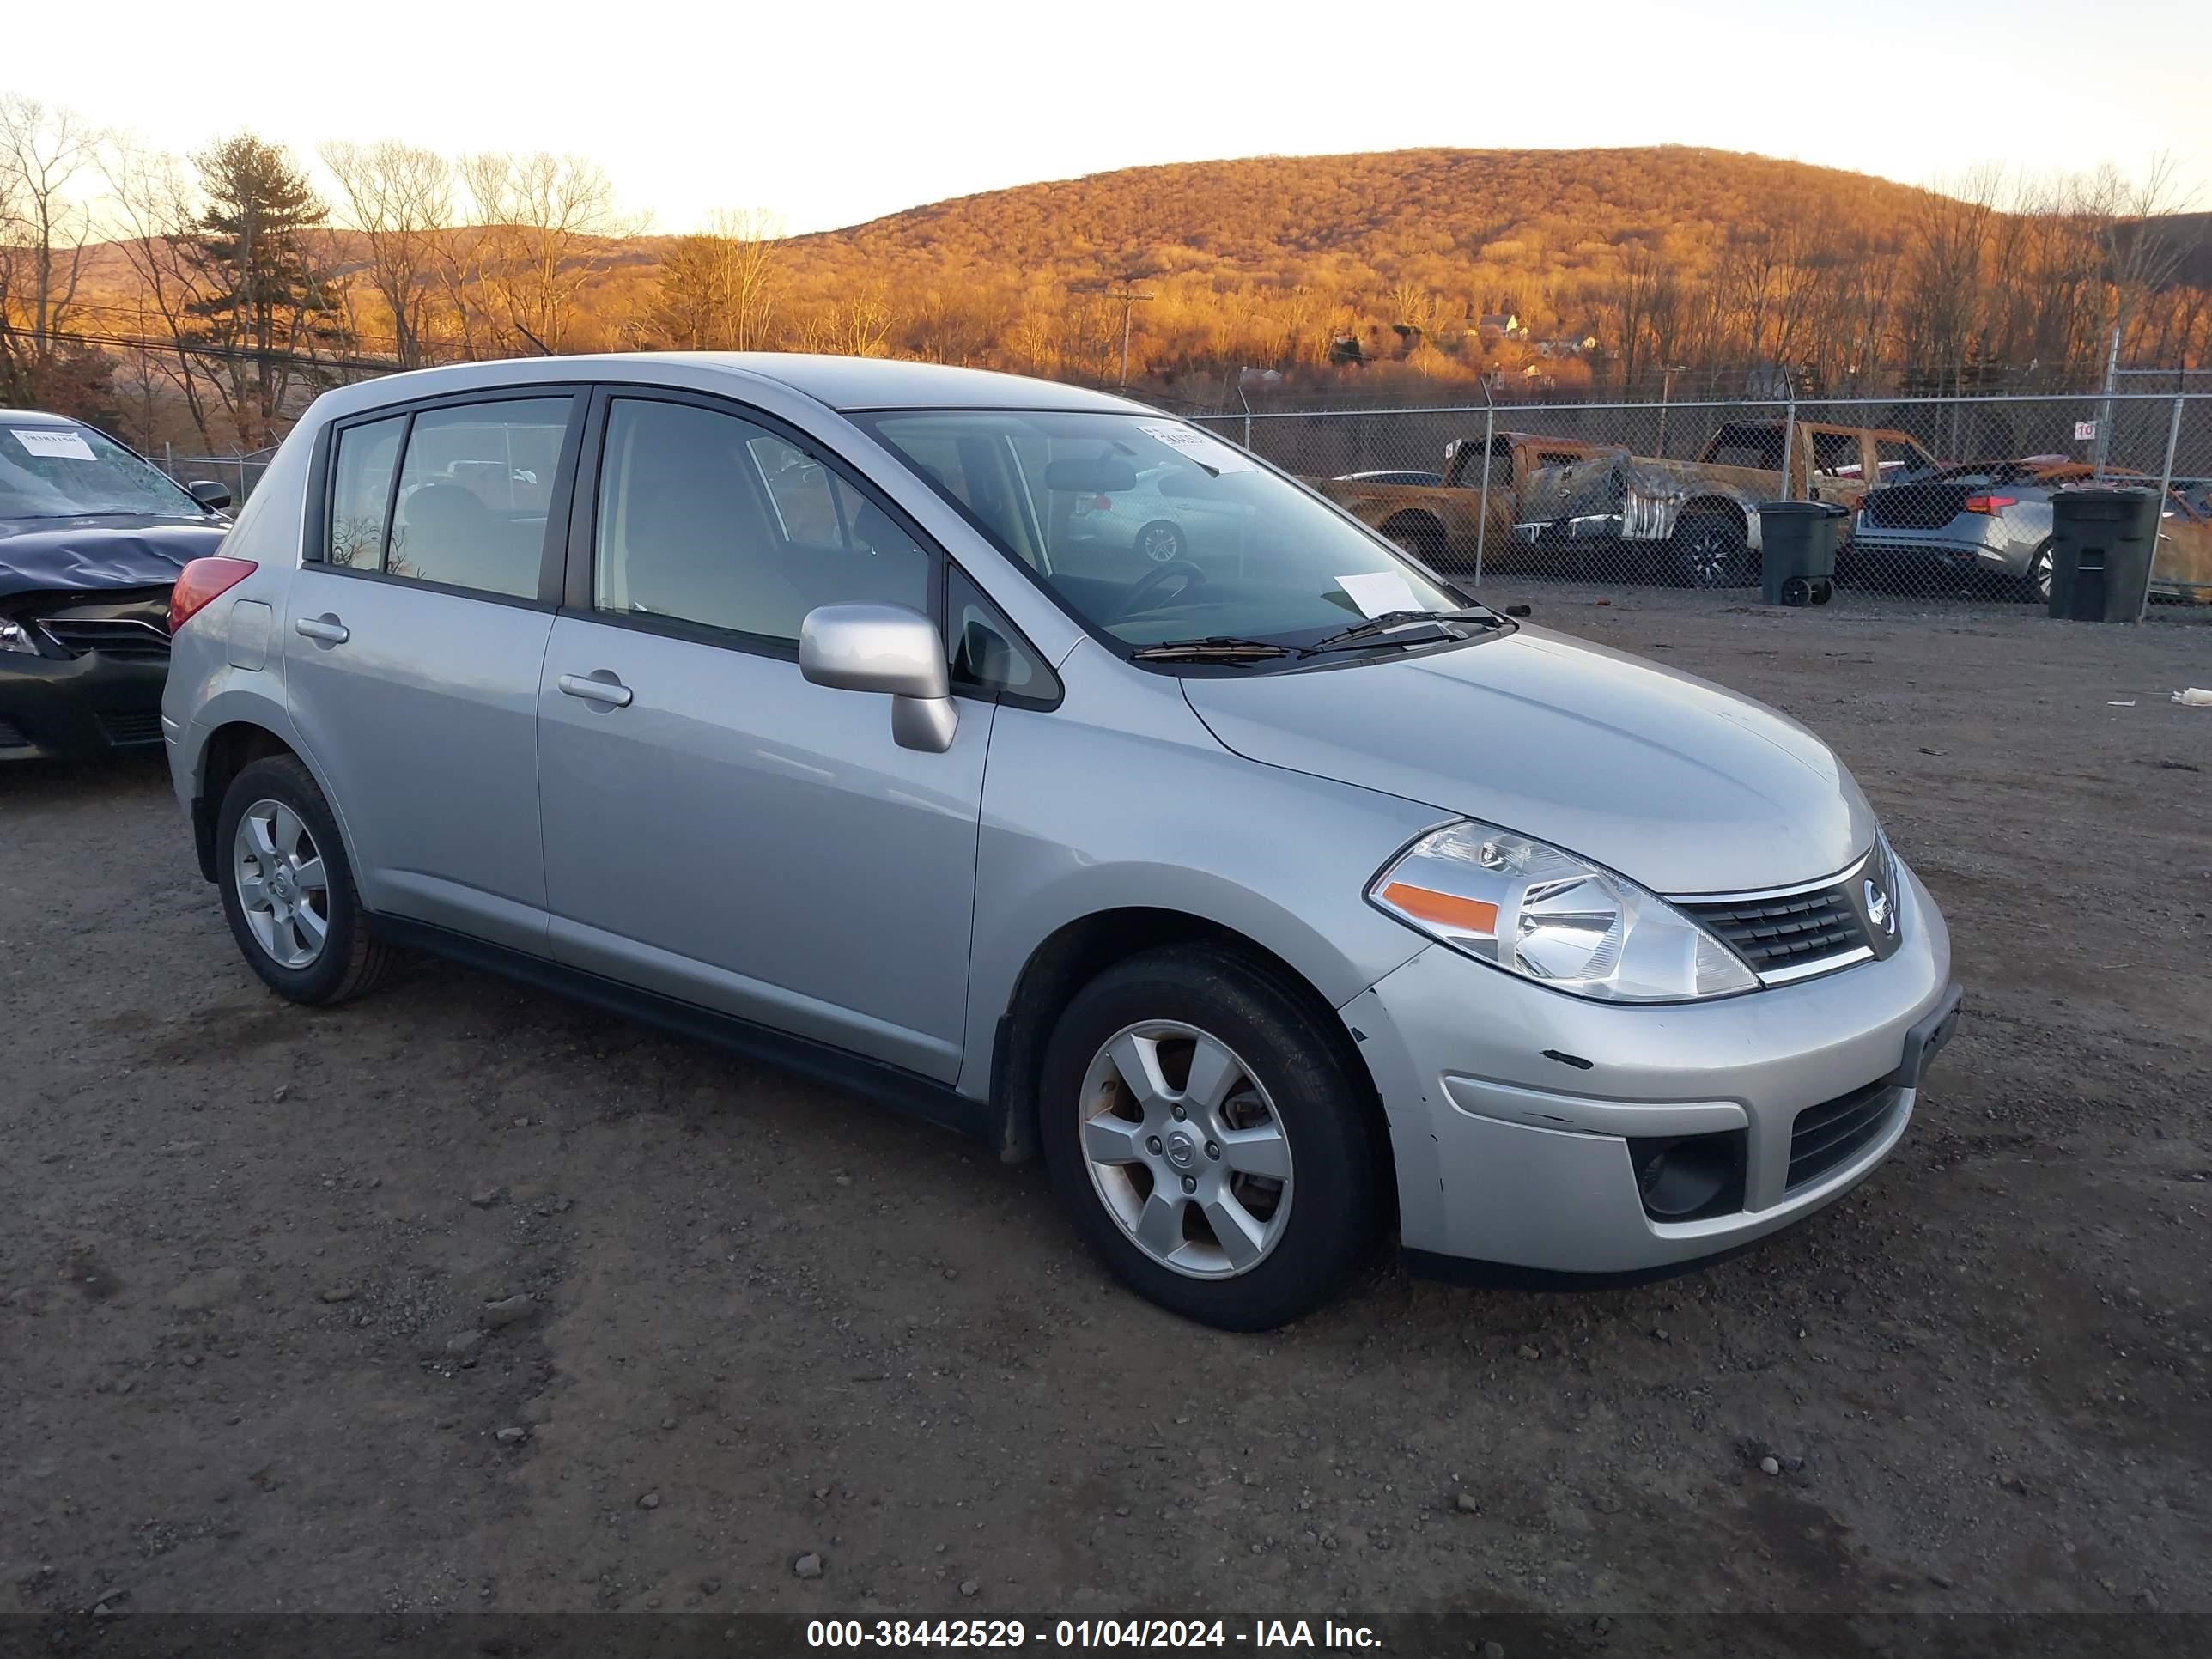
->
2048, 487, 2158, 623
1758, 501, 1846, 606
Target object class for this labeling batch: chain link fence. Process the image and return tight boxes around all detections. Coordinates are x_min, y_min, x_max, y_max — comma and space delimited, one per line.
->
150, 445, 280, 506
1194, 391, 2212, 609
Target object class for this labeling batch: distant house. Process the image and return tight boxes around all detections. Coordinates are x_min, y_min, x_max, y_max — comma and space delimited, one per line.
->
1474, 312, 1522, 338
1535, 334, 1599, 359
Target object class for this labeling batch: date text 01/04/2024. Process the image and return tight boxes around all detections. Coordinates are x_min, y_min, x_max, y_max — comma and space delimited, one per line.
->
805, 1619, 1383, 1649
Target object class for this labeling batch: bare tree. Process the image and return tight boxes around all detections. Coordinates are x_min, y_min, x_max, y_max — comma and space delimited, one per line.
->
101, 135, 220, 444
460, 152, 642, 352
322, 139, 454, 366
826, 279, 894, 357
639, 207, 781, 350
0, 94, 96, 402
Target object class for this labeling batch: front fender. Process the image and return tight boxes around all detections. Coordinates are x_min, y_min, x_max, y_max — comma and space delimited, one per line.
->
955, 651, 1444, 1103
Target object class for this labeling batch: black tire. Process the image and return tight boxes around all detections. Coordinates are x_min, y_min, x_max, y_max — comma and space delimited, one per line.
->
1380, 514, 1444, 562
1134, 520, 1185, 563
216, 754, 396, 1006
1036, 944, 1382, 1330
1672, 511, 1749, 588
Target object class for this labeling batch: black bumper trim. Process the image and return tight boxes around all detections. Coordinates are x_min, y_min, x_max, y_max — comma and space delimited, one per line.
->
1899, 981, 1965, 1089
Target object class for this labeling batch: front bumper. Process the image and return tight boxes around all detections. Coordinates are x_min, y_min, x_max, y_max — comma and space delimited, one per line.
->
1343, 857, 1957, 1273
0, 649, 169, 761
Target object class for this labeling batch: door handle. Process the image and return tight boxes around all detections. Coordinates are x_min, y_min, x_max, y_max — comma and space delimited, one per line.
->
295, 614, 349, 644
557, 672, 633, 708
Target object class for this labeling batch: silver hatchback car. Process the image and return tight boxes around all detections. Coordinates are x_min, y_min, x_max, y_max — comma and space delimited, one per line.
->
163, 356, 1961, 1330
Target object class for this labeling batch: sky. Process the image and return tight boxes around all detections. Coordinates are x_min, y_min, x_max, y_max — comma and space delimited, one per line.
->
22, 0, 2209, 235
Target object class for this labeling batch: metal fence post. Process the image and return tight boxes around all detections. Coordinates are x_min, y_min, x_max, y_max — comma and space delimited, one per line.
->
2137, 394, 2185, 619
1474, 404, 1496, 587
1778, 399, 1797, 501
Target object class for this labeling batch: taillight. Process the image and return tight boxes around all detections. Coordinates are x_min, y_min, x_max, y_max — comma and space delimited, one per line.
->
1961, 494, 2017, 515
1093, 495, 1113, 510
167, 556, 258, 633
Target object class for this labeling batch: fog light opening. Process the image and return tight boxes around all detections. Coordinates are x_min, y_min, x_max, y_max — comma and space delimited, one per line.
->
1626, 1129, 1747, 1222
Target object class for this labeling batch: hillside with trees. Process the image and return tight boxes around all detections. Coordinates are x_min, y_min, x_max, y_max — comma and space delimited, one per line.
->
3, 93, 2203, 452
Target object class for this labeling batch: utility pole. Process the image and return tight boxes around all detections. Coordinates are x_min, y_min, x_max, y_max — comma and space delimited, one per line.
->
2094, 322, 2120, 477
1070, 269, 1158, 386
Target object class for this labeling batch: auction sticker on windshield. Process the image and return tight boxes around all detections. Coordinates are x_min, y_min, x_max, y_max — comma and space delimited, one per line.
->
1133, 421, 1256, 473
1336, 569, 1421, 618
12, 428, 95, 461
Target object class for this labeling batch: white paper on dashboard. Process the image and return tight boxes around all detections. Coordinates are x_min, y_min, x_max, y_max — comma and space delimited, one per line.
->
1335, 570, 1422, 618
11, 428, 95, 460
1133, 420, 1257, 473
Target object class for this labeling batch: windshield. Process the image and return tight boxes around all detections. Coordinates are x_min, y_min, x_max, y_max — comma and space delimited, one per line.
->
0, 422, 209, 520
854, 410, 1476, 657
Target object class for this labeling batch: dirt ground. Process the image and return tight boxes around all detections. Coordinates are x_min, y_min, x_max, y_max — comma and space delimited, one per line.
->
3, 592, 2208, 1622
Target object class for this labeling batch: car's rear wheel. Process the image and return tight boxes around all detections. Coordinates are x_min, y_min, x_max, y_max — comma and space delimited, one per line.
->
1672, 511, 1749, 588
217, 755, 394, 1005
2024, 538, 2054, 604
1037, 945, 1382, 1330
1136, 520, 1185, 563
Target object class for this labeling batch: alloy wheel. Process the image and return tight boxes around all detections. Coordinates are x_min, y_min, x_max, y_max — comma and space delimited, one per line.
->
233, 799, 331, 969
1139, 524, 1184, 563
1077, 1020, 1294, 1278
1680, 520, 1738, 587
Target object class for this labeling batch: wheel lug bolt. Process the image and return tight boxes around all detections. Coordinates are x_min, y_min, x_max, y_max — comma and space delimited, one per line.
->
1170, 1105, 1187, 1121
1146, 1136, 1163, 1155
1205, 1141, 1220, 1159
1181, 1176, 1197, 1194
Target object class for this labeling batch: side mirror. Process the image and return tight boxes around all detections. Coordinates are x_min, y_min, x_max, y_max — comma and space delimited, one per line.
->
187, 480, 233, 511
799, 603, 957, 753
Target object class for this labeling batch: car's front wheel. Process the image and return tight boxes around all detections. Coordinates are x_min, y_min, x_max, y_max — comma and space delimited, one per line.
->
1038, 945, 1382, 1330
216, 755, 394, 1005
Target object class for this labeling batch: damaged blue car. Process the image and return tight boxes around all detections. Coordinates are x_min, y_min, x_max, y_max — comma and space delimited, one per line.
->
0, 411, 230, 761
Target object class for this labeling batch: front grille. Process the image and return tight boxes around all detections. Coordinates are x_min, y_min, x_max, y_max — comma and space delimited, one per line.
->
96, 710, 165, 746
40, 617, 173, 661
1679, 884, 1869, 975
1862, 481, 1972, 529
1787, 1080, 1905, 1192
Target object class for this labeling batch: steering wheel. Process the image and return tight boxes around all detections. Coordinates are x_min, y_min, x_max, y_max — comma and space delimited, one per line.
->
1112, 557, 1208, 622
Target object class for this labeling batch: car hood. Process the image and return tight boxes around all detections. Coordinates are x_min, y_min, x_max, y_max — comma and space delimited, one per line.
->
0, 514, 227, 601
1179, 624, 1875, 895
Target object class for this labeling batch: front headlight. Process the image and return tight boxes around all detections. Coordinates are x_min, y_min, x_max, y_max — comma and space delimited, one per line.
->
0, 618, 42, 655
1368, 821, 1759, 1002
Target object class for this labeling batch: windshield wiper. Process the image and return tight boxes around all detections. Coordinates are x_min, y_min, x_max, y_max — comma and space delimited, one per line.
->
1130, 635, 1291, 663
1297, 607, 1500, 658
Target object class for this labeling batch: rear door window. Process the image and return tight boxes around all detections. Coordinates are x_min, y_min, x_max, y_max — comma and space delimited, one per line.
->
387, 398, 570, 599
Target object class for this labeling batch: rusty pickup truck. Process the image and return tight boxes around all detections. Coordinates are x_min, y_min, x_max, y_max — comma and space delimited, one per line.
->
1314, 431, 1623, 570
1512, 420, 1940, 587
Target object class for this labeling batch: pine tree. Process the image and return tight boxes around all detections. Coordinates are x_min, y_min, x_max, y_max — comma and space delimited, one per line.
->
185, 134, 335, 444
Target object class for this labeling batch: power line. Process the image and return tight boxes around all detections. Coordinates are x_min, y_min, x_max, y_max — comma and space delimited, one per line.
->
1068, 269, 1158, 387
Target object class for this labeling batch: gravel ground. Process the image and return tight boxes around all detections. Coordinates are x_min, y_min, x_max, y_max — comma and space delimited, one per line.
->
3, 592, 2208, 1620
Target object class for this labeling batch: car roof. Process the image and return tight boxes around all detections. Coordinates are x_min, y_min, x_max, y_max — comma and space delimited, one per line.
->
309, 354, 1154, 420
0, 409, 85, 427
719, 354, 1147, 413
